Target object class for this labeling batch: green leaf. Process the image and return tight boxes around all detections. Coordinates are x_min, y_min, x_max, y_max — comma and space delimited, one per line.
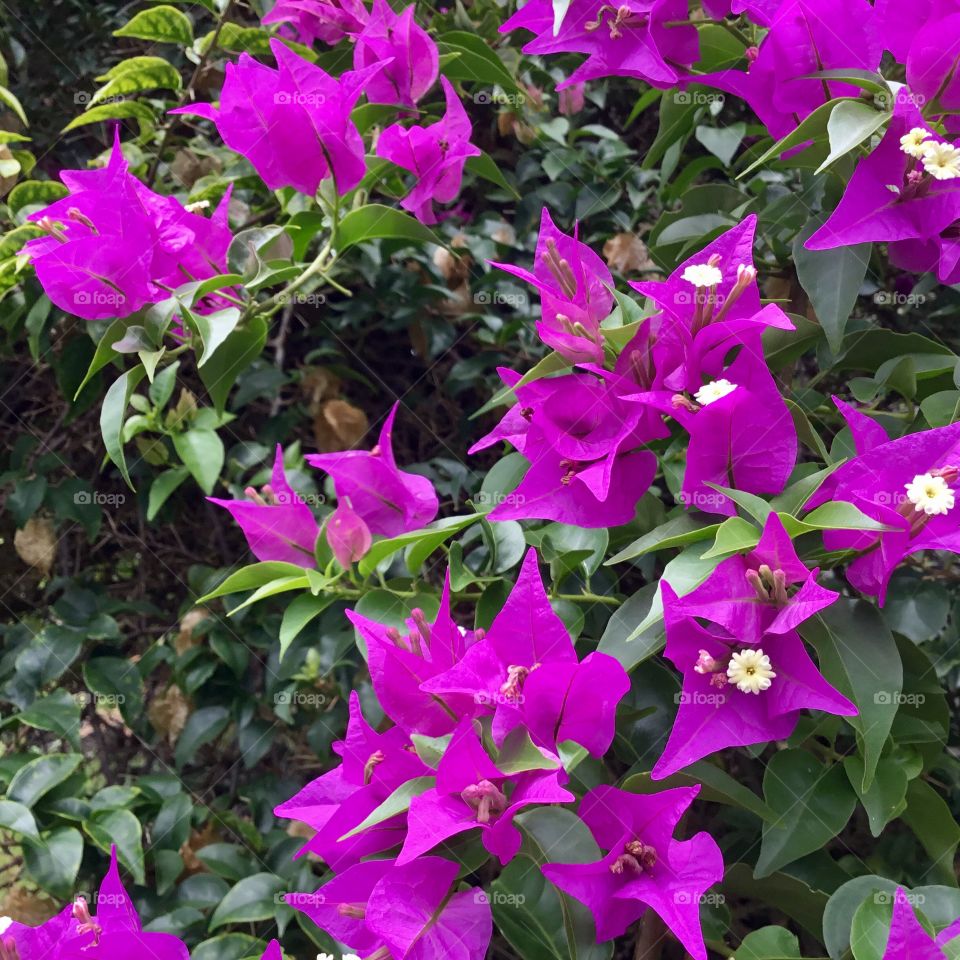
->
724, 863, 828, 943
63, 101, 157, 143
780, 501, 895, 536
17, 690, 81, 749
92, 62, 183, 103
756, 749, 857, 878
186, 306, 242, 367
823, 876, 897, 960
472, 351, 570, 417
0, 84, 27, 126
802, 600, 902, 791
279, 593, 336, 659
696, 121, 747, 166
700, 515, 760, 559
817, 100, 888, 173
0, 800, 39, 839
84, 808, 145, 884
496, 727, 561, 777
7, 180, 69, 216
198, 562, 312, 602
210, 873, 286, 929
198, 316, 268, 414
598, 583, 665, 671
734, 926, 802, 959
100, 366, 147, 490
175, 706, 230, 768
843, 756, 908, 838
335, 204, 441, 251
8, 754, 83, 808
465, 152, 520, 198
339, 776, 434, 840
23, 827, 83, 897
172, 429, 224, 495
147, 466, 190, 520
83, 656, 144, 722
436, 31, 519, 93
793, 216, 872, 353
357, 513, 482, 576
606, 514, 720, 564
114, 5, 194, 44
704, 482, 772, 524
900, 778, 960, 887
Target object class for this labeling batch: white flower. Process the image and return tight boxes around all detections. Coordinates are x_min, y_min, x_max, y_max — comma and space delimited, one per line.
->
694, 379, 737, 406
904, 472, 955, 516
899, 126, 932, 158
921, 140, 960, 180
727, 648, 776, 694
681, 263, 723, 287
0, 917, 11, 935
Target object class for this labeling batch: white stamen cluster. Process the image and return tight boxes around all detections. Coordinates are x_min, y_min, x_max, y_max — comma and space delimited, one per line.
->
921, 140, 960, 180
904, 472, 955, 516
681, 263, 723, 288
727, 648, 776, 694
694, 379, 737, 406
899, 126, 932, 158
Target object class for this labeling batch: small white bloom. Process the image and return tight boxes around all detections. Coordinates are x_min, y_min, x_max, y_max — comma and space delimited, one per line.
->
0, 917, 12, 935
681, 263, 723, 288
904, 472, 955, 516
727, 648, 776, 694
899, 126, 932, 158
694, 379, 737, 406
921, 140, 960, 180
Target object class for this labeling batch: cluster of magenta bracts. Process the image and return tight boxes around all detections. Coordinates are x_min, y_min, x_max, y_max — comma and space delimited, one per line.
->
270, 549, 728, 959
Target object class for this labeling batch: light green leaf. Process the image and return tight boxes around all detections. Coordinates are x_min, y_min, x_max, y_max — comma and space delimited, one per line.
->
817, 100, 888, 173
335, 204, 441, 251
172, 429, 224, 495
339, 776, 435, 840
114, 5, 194, 44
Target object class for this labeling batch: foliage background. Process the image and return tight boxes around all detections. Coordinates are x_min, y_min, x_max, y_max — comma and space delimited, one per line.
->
0, 1, 958, 958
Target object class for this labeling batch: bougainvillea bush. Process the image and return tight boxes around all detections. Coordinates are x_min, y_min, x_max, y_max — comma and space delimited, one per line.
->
2, 0, 960, 957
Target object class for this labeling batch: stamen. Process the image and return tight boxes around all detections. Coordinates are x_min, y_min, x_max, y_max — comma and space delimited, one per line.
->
499, 664, 530, 700
461, 780, 508, 823
363, 750, 385, 785
0, 937, 19, 960
337, 903, 367, 919
73, 897, 101, 946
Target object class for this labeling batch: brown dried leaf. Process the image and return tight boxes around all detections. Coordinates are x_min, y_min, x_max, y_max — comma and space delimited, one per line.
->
14, 518, 56, 575
176, 608, 210, 654
314, 399, 370, 452
148, 684, 191, 744
603, 233, 657, 275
